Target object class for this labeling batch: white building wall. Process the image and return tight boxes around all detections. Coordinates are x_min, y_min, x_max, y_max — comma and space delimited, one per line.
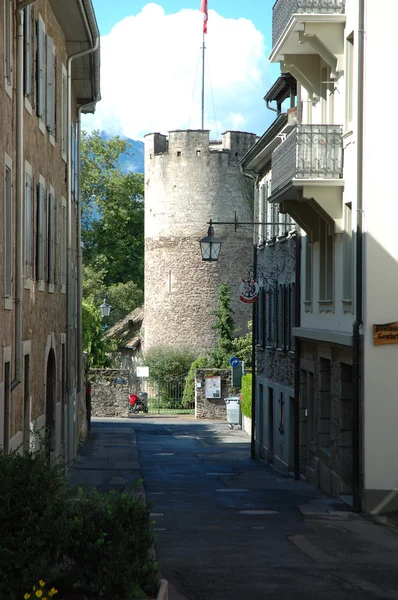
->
361, 0, 398, 509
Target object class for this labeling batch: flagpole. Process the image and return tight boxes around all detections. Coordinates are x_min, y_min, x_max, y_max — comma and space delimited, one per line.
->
201, 29, 205, 130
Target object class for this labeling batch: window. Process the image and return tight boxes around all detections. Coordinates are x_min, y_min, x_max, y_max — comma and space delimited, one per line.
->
47, 187, 55, 290
266, 287, 276, 348
24, 5, 34, 108
304, 236, 313, 307
36, 16, 45, 129
61, 64, 67, 161
345, 33, 354, 129
24, 162, 33, 283
46, 34, 55, 139
277, 284, 284, 350
4, 0, 12, 97
278, 392, 285, 435
256, 287, 265, 347
71, 124, 76, 200
288, 283, 296, 352
319, 219, 333, 303
342, 203, 353, 302
259, 184, 266, 244
4, 153, 13, 309
61, 197, 67, 293
36, 176, 45, 288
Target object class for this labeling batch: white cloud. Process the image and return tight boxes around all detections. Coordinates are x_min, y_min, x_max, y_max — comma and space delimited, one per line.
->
83, 3, 272, 140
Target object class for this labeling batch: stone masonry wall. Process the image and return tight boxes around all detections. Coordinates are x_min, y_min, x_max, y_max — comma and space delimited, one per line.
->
89, 369, 130, 418
195, 368, 238, 420
144, 129, 256, 354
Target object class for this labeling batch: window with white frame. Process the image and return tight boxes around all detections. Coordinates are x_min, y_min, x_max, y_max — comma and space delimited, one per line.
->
4, 0, 12, 98
61, 64, 67, 161
24, 162, 33, 283
24, 5, 34, 109
319, 219, 334, 302
71, 124, 76, 200
36, 15, 45, 129
46, 34, 55, 140
258, 184, 266, 245
61, 197, 67, 293
36, 176, 45, 288
256, 287, 265, 347
342, 203, 353, 302
47, 186, 56, 290
4, 153, 13, 309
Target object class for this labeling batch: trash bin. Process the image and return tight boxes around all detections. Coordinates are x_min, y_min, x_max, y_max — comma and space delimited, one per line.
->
225, 396, 241, 430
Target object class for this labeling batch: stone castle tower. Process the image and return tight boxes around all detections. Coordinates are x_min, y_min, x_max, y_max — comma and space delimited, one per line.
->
143, 129, 257, 354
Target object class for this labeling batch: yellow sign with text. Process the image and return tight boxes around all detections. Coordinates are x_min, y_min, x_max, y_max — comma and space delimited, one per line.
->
373, 322, 398, 346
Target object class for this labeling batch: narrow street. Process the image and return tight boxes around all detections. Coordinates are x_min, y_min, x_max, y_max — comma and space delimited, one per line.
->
68, 418, 398, 600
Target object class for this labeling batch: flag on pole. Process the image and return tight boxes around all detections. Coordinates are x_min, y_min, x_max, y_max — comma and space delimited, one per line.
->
201, 0, 208, 34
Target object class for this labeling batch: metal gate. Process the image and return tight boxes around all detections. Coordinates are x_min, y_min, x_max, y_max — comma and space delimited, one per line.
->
138, 377, 194, 415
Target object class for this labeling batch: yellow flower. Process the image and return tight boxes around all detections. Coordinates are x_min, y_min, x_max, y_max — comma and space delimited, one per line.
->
24, 594, 31, 599
35, 591, 43, 598
39, 581, 46, 587
49, 589, 58, 596
33, 586, 36, 591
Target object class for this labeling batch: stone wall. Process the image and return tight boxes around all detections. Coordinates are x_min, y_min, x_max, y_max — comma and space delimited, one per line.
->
144, 129, 256, 354
195, 368, 238, 420
89, 369, 130, 418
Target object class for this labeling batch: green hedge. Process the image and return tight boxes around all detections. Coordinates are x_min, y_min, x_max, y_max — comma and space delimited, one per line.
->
241, 373, 252, 418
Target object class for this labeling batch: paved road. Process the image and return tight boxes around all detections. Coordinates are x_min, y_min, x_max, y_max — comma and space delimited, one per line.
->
68, 418, 398, 600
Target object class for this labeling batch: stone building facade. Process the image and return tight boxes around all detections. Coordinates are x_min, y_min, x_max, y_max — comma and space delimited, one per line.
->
0, 0, 100, 464
144, 129, 257, 355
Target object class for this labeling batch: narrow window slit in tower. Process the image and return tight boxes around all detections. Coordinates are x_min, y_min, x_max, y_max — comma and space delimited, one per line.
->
168, 270, 172, 294
177, 151, 181, 157
196, 149, 201, 156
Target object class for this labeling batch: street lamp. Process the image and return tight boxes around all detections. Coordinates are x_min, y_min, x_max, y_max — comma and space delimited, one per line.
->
199, 220, 222, 262
199, 215, 284, 262
99, 298, 111, 318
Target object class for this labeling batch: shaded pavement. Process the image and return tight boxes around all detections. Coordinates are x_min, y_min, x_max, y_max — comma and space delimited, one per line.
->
67, 417, 398, 600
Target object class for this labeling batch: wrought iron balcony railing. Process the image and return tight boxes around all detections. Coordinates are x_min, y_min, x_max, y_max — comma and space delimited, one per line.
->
272, 0, 345, 48
271, 124, 343, 194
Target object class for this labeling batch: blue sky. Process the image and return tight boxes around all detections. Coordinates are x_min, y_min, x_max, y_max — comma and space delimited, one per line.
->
84, 1, 279, 140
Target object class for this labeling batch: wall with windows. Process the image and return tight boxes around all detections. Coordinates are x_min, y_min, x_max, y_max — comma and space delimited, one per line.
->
0, 0, 81, 458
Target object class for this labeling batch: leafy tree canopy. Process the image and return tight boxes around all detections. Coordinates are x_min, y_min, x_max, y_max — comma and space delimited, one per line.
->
81, 131, 144, 288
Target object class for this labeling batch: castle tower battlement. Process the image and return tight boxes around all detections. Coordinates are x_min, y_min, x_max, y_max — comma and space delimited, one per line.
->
144, 129, 257, 354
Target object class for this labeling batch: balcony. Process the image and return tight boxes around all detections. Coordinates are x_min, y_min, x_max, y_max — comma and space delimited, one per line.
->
273, 0, 345, 48
271, 0, 345, 90
269, 125, 344, 239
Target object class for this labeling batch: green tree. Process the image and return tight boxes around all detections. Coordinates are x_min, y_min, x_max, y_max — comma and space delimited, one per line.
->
233, 320, 253, 368
210, 283, 236, 367
81, 131, 144, 288
82, 300, 109, 368
143, 346, 196, 382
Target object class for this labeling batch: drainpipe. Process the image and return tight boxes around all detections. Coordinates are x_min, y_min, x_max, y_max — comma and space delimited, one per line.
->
265, 99, 278, 114
352, 0, 365, 513
66, 29, 99, 394
293, 232, 301, 480
12, 0, 37, 391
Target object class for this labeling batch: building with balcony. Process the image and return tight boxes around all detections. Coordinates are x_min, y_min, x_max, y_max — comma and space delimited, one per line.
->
240, 74, 298, 474
0, 0, 100, 464
268, 0, 398, 514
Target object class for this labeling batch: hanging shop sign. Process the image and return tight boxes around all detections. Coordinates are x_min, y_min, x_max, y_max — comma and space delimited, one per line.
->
239, 278, 259, 304
373, 322, 398, 346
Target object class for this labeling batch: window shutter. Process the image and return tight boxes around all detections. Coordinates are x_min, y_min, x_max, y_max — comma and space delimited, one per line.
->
25, 173, 32, 278
46, 35, 54, 132
36, 183, 45, 281
71, 125, 75, 199
37, 20, 45, 118
24, 6, 31, 98
4, 167, 13, 298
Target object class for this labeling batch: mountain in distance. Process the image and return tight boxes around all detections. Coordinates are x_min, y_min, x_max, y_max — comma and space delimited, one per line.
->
100, 131, 144, 173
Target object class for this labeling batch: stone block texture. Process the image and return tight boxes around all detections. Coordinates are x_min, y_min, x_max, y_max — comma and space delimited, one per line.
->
143, 129, 257, 354
90, 369, 130, 418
